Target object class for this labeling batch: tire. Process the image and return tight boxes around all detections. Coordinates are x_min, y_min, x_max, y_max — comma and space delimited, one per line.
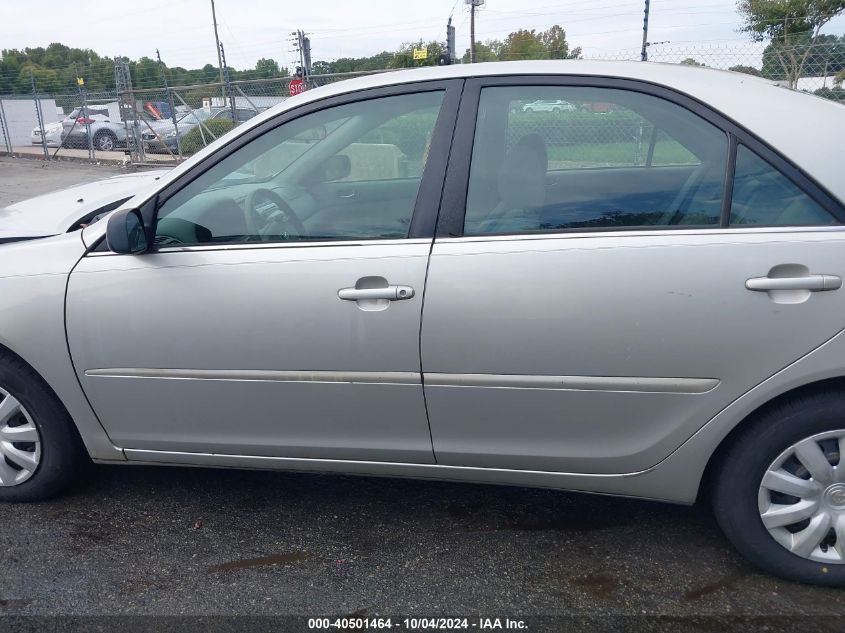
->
93, 130, 117, 152
713, 390, 845, 586
0, 353, 85, 501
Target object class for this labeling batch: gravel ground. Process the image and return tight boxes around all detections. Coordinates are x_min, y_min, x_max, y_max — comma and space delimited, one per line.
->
1, 155, 844, 632
0, 156, 140, 207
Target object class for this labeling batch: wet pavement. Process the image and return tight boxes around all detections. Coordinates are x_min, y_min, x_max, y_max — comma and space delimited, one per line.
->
1, 463, 845, 624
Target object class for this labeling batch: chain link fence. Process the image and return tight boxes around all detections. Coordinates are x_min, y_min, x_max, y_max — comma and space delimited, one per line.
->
1, 41, 842, 166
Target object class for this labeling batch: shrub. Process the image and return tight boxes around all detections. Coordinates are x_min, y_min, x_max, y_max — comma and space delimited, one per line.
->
180, 119, 236, 154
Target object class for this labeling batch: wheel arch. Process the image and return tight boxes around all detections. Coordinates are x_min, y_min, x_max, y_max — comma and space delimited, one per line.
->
699, 375, 845, 502
0, 340, 87, 452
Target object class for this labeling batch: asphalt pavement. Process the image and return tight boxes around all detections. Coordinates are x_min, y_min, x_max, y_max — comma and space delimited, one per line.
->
1, 156, 844, 631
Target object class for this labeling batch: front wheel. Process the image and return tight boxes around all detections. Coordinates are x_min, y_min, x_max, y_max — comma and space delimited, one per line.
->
713, 391, 845, 585
0, 354, 84, 501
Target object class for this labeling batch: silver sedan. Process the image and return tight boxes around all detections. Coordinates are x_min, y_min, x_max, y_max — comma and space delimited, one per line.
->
1, 61, 845, 586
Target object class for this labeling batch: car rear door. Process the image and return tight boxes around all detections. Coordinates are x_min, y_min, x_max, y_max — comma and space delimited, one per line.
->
421, 76, 845, 475
66, 81, 461, 462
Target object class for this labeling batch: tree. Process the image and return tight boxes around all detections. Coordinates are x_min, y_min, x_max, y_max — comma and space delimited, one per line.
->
498, 29, 548, 61
738, 0, 845, 88
254, 58, 280, 78
837, 68, 845, 84
729, 64, 763, 76
540, 25, 581, 59
762, 34, 845, 81
461, 40, 501, 63
680, 57, 705, 66
389, 40, 446, 68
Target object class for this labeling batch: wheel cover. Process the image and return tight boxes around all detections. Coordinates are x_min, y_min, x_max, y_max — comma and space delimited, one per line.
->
0, 386, 41, 486
97, 135, 114, 151
759, 429, 845, 563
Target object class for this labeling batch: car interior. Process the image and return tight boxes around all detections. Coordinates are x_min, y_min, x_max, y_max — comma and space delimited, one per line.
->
153, 91, 444, 246
463, 86, 729, 234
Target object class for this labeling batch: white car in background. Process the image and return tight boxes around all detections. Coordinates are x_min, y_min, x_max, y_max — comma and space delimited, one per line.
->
0, 169, 169, 243
61, 106, 127, 152
30, 121, 63, 147
521, 99, 576, 112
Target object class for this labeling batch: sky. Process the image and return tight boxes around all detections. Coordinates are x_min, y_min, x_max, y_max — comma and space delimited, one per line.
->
3, 0, 845, 71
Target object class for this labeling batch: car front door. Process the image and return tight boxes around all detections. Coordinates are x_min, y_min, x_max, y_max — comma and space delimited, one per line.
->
66, 82, 460, 462
421, 77, 845, 474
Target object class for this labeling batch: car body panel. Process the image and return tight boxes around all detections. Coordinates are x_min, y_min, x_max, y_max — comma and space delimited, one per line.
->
66, 241, 436, 461
0, 233, 123, 460
421, 228, 845, 473
30, 122, 63, 147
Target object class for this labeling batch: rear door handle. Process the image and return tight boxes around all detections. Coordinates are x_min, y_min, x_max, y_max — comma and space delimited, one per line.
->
746, 274, 842, 292
338, 285, 415, 301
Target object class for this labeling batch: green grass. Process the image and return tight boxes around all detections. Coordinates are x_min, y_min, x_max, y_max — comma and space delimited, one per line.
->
547, 139, 697, 168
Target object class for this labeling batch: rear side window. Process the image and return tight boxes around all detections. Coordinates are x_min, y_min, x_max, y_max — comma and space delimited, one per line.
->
463, 86, 728, 235
730, 145, 837, 226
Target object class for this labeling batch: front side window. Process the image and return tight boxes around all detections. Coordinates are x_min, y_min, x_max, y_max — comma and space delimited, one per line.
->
464, 86, 728, 235
730, 145, 837, 226
155, 91, 444, 246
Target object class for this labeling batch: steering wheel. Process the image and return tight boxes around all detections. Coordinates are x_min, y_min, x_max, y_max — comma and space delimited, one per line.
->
244, 188, 307, 240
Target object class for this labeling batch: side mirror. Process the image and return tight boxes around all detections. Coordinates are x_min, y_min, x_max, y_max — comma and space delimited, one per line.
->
318, 154, 351, 182
106, 208, 149, 254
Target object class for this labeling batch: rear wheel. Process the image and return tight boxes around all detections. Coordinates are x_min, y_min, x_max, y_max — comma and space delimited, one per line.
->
713, 391, 845, 585
0, 354, 84, 501
93, 130, 117, 152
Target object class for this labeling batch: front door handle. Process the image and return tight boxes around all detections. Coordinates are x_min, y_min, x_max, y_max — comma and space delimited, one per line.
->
746, 274, 842, 292
338, 285, 415, 301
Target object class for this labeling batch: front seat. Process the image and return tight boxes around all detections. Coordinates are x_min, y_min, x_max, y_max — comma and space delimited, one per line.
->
473, 134, 548, 234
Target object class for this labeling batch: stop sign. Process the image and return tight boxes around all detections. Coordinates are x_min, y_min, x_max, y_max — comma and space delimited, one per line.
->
289, 78, 305, 96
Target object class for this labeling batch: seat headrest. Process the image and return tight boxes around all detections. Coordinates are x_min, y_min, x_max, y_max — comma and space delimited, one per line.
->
498, 134, 548, 210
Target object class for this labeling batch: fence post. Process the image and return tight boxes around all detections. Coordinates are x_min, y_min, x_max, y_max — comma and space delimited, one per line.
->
168, 87, 182, 159
74, 68, 95, 162
0, 99, 12, 154
30, 72, 49, 160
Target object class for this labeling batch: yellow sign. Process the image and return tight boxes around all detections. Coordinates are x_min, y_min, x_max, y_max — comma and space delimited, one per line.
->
412, 48, 428, 60
76, 77, 84, 86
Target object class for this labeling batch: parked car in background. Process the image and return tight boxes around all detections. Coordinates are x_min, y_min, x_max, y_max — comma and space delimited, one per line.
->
142, 107, 258, 153
61, 106, 127, 152
1, 62, 845, 588
522, 99, 576, 112
0, 169, 168, 243
30, 121, 63, 147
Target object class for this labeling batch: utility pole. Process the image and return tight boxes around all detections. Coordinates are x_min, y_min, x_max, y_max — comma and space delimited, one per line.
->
291, 30, 312, 87
302, 33, 312, 84
641, 0, 651, 62
468, 0, 485, 63
210, 0, 226, 97
470, 1, 476, 63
